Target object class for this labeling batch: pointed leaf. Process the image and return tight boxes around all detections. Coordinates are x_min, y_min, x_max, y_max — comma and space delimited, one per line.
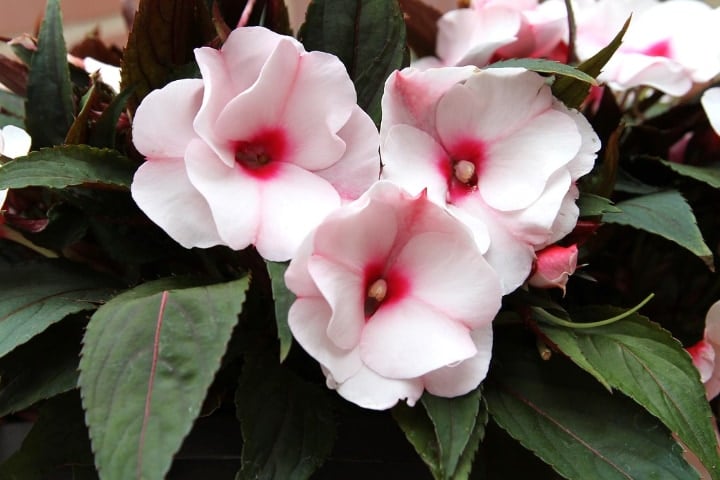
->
235, 355, 336, 480
25, 0, 74, 148
0, 261, 116, 358
0, 145, 137, 189
79, 276, 249, 480
539, 309, 720, 478
0, 89, 25, 119
659, 159, 720, 189
266, 261, 294, 362
88, 86, 134, 149
577, 192, 621, 217
488, 59, 596, 85
0, 391, 97, 480
121, 0, 216, 113
299, 0, 409, 124
552, 16, 631, 109
485, 342, 700, 480
602, 190, 713, 268
394, 390, 486, 480
0, 319, 83, 417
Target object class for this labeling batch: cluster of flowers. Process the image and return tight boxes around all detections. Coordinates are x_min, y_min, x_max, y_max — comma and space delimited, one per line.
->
85, 0, 720, 409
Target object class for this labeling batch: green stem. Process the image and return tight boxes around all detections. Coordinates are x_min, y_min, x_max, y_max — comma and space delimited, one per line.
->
531, 293, 655, 329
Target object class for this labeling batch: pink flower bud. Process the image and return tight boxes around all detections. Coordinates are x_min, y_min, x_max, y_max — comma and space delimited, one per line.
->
528, 244, 578, 293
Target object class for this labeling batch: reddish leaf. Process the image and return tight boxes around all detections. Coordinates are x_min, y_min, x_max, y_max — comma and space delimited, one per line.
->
397, 0, 441, 58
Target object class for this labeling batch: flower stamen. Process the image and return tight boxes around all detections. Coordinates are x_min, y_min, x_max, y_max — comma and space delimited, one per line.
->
367, 278, 388, 303
453, 160, 476, 184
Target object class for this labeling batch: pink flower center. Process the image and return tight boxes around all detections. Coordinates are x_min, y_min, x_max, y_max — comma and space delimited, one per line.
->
639, 39, 672, 58
234, 128, 288, 179
363, 265, 410, 320
441, 137, 486, 203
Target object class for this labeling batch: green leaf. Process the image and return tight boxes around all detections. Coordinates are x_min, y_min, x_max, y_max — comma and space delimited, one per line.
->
79, 276, 249, 480
659, 159, 720, 189
577, 192, 621, 217
65, 82, 100, 145
0, 89, 25, 118
121, 0, 216, 112
266, 261, 294, 362
0, 318, 83, 417
488, 58, 596, 85
0, 391, 98, 480
25, 0, 74, 147
602, 190, 713, 268
0, 145, 137, 189
300, 0, 408, 124
485, 341, 700, 480
235, 355, 336, 480
88, 86, 134, 149
552, 16, 631, 109
394, 390, 486, 479
539, 309, 720, 478
0, 261, 116, 358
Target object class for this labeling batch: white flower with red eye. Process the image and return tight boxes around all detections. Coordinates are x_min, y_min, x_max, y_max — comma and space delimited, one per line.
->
414, 0, 567, 69
130, 26, 380, 261
285, 181, 502, 410
689, 301, 720, 400
380, 66, 599, 294
573, 0, 720, 96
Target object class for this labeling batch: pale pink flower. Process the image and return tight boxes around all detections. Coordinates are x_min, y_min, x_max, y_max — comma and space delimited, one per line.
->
380, 66, 599, 293
689, 301, 720, 400
701, 87, 720, 137
414, 0, 567, 69
131, 27, 380, 261
528, 244, 578, 294
0, 125, 31, 208
574, 0, 720, 96
285, 181, 502, 410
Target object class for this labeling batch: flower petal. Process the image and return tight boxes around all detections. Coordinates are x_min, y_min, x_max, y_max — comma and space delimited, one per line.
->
702, 87, 720, 137
331, 364, 424, 410
0, 126, 31, 158
131, 157, 223, 248
132, 79, 203, 159
392, 231, 501, 329
288, 297, 363, 383
423, 324, 493, 397
361, 298, 477, 379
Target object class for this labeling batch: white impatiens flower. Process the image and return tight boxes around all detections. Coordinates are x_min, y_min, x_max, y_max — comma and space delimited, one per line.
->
380, 66, 599, 293
0, 125, 31, 208
573, 0, 720, 96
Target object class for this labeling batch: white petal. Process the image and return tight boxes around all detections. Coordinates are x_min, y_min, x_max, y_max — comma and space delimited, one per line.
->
332, 364, 424, 410
0, 125, 31, 158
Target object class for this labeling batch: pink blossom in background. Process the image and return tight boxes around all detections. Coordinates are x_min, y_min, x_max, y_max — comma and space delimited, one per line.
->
414, 0, 567, 69
528, 244, 579, 294
573, 0, 720, 96
0, 125, 31, 208
701, 87, 720, 137
380, 66, 599, 293
688, 301, 720, 400
131, 27, 380, 261
285, 182, 502, 410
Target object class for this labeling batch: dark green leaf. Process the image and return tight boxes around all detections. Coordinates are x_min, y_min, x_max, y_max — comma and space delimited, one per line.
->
488, 59, 596, 85
25, 0, 74, 147
0, 391, 98, 480
88, 86, 134, 149
266, 261, 294, 362
659, 159, 720, 189
614, 168, 662, 194
65, 82, 100, 145
121, 0, 216, 112
0, 114, 24, 129
539, 309, 720, 478
394, 390, 486, 480
0, 318, 83, 417
602, 190, 713, 268
0, 261, 116, 358
577, 192, 621, 217
0, 144, 137, 189
79, 277, 249, 480
300, 0, 408, 124
485, 341, 699, 480
235, 356, 336, 480
552, 16, 630, 109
